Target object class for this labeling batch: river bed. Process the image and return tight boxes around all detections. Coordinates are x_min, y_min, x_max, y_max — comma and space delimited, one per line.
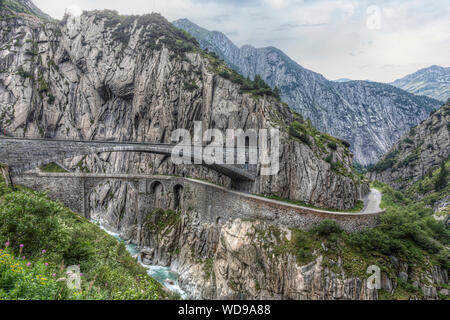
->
92, 220, 188, 298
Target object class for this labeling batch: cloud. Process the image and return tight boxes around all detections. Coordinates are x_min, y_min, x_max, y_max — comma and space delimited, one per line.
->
32, 0, 450, 82
226, 31, 239, 37
211, 14, 230, 23
66, 4, 82, 16
274, 22, 328, 31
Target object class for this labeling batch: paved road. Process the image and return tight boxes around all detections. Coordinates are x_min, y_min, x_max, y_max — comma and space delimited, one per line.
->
24, 172, 384, 216
361, 188, 382, 214
188, 178, 384, 215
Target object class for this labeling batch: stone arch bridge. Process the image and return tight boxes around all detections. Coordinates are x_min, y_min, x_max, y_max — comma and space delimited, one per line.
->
0, 137, 258, 183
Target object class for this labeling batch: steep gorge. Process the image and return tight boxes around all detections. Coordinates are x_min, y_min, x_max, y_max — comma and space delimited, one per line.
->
0, 7, 364, 210
1, 2, 448, 300
173, 19, 442, 166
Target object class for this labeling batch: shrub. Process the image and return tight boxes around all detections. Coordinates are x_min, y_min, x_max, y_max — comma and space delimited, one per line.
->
434, 162, 448, 191
183, 80, 198, 91
327, 142, 337, 150
312, 220, 343, 237
288, 121, 311, 146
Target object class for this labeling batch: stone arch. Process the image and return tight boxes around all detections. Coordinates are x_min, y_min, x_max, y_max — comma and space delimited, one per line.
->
173, 184, 184, 211
150, 180, 164, 209
0, 138, 257, 181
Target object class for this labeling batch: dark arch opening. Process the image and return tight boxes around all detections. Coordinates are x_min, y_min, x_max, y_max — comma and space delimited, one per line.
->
245, 136, 250, 169
150, 181, 164, 209
173, 184, 184, 211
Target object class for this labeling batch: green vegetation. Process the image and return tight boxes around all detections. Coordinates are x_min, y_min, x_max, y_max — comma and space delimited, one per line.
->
254, 180, 449, 299
145, 208, 181, 235
369, 150, 399, 173
0, 179, 170, 299
288, 119, 349, 154
39, 162, 67, 173
75, 156, 90, 173
435, 161, 449, 191
0, 0, 52, 22
367, 181, 449, 268
406, 158, 450, 207
288, 121, 311, 146
89, 10, 198, 59
183, 80, 198, 91
207, 54, 281, 100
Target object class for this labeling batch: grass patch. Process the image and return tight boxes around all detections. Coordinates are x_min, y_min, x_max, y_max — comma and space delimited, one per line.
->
0, 179, 171, 300
39, 162, 67, 173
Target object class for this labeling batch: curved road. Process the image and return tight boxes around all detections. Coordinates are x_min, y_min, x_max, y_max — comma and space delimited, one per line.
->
188, 178, 384, 215
18, 171, 383, 216
361, 188, 382, 214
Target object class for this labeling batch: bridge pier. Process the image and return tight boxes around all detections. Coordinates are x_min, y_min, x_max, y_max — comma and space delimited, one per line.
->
137, 180, 152, 245
0, 164, 14, 188
82, 179, 90, 219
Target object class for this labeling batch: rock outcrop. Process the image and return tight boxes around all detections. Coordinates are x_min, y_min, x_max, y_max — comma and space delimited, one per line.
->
120, 209, 447, 300
173, 18, 442, 166
368, 100, 450, 189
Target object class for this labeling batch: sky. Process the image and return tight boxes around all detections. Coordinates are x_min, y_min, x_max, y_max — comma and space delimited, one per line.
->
33, 0, 450, 82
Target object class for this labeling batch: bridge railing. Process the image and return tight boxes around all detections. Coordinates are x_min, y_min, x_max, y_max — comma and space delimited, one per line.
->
0, 134, 258, 149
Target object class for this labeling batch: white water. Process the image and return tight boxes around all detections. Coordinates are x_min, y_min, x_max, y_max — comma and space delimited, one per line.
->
91, 220, 188, 298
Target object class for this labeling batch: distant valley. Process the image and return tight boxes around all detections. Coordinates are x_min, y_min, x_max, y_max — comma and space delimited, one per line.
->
173, 19, 444, 166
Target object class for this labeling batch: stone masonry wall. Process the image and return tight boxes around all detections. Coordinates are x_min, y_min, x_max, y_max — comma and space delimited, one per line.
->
13, 173, 382, 232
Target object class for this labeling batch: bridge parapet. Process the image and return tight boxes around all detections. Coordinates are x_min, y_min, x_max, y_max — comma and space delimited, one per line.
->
12, 172, 382, 233
0, 137, 258, 182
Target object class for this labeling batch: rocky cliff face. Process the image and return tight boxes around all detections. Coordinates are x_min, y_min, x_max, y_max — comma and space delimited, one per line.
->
101, 206, 447, 300
368, 100, 450, 189
173, 19, 442, 166
0, 6, 364, 209
391, 65, 450, 102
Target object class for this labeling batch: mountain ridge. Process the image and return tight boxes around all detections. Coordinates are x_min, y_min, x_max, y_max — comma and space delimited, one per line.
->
0, 6, 365, 210
173, 18, 442, 166
391, 65, 450, 102
368, 99, 450, 190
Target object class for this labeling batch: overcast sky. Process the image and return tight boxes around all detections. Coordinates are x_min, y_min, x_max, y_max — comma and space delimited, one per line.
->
33, 0, 449, 82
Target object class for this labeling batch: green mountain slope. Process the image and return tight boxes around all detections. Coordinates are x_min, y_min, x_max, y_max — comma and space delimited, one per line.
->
0, 0, 53, 21
0, 179, 171, 299
368, 99, 450, 190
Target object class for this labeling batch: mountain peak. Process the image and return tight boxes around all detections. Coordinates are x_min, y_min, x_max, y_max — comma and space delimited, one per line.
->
391, 65, 450, 101
174, 19, 441, 166
0, 0, 53, 21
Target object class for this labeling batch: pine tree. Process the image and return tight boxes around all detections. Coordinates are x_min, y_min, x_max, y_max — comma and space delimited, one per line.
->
273, 86, 281, 100
434, 162, 448, 191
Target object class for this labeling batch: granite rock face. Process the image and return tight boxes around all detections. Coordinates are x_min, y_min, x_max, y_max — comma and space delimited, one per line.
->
173, 19, 442, 166
368, 100, 450, 189
0, 8, 365, 209
135, 211, 448, 300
